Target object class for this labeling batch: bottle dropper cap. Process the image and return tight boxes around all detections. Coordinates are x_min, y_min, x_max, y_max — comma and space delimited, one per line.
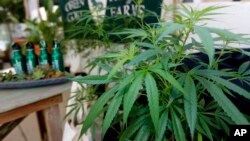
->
39, 40, 47, 48
12, 43, 21, 50
26, 42, 34, 49
52, 40, 60, 48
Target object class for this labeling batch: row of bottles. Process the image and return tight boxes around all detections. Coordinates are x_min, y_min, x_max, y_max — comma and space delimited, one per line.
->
11, 40, 64, 75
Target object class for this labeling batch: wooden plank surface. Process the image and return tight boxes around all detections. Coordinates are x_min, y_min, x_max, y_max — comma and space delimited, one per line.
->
0, 95, 63, 124
37, 104, 63, 141
46, 104, 63, 141
0, 82, 71, 113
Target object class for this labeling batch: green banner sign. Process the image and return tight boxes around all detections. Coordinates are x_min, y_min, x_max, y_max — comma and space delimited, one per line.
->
60, 0, 163, 22
60, 0, 163, 37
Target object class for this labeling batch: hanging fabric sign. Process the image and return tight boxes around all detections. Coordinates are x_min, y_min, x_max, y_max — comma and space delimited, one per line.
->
60, 0, 163, 24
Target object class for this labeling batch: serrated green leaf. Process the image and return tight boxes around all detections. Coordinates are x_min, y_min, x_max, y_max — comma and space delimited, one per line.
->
120, 115, 149, 141
194, 26, 215, 67
196, 5, 226, 19
97, 62, 112, 73
134, 125, 151, 141
204, 101, 218, 111
243, 69, 250, 76
102, 90, 124, 136
99, 53, 124, 59
196, 123, 206, 136
179, 4, 192, 17
184, 43, 193, 51
112, 28, 148, 39
123, 72, 144, 125
217, 118, 230, 135
151, 69, 185, 94
209, 75, 250, 100
200, 114, 219, 130
127, 49, 158, 66
196, 77, 249, 124
71, 75, 115, 84
79, 85, 119, 138
207, 27, 250, 44
199, 118, 213, 141
64, 106, 77, 119
242, 50, 250, 58
184, 76, 197, 140
118, 73, 135, 89
135, 41, 155, 48
156, 110, 169, 141
194, 69, 233, 77
161, 54, 169, 71
145, 73, 159, 132
171, 109, 186, 141
108, 58, 127, 79
157, 23, 184, 42
239, 61, 250, 74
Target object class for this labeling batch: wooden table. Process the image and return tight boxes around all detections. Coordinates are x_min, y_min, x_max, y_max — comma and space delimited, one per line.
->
0, 82, 71, 141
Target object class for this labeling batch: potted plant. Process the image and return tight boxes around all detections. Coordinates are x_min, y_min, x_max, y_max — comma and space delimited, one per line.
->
0, 0, 26, 63
25, 0, 63, 55
71, 4, 250, 141
0, 0, 25, 40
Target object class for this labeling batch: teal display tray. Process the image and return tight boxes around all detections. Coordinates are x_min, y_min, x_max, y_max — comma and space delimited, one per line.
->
0, 77, 68, 89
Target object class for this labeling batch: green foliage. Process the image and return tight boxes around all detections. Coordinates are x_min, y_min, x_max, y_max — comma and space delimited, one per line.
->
194, 26, 215, 67
171, 108, 186, 141
102, 90, 124, 136
64, 1, 158, 53
70, 75, 115, 84
0, 65, 65, 82
0, 0, 24, 23
184, 75, 197, 139
32, 69, 45, 80
196, 76, 248, 124
79, 85, 119, 137
123, 72, 144, 125
25, 0, 62, 44
145, 72, 159, 132
70, 4, 250, 140
0, 71, 19, 82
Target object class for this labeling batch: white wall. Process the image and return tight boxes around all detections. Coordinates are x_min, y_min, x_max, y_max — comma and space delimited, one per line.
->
187, 2, 250, 35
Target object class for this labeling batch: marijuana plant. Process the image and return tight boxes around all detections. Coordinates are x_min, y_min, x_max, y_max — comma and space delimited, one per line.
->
71, 5, 250, 141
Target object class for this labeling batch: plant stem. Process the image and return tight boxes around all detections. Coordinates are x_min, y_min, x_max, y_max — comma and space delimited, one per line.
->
198, 133, 203, 141
180, 28, 192, 54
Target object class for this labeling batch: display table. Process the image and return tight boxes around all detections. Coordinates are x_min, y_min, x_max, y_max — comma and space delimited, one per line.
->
0, 82, 71, 141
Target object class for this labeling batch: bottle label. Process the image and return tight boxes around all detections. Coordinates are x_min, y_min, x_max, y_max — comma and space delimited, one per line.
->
13, 62, 24, 74
40, 59, 48, 65
41, 61, 48, 65
12, 50, 24, 74
39, 49, 49, 65
27, 60, 34, 74
52, 59, 60, 71
52, 58, 64, 72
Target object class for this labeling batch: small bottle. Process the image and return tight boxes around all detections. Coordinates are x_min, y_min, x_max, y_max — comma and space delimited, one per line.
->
26, 42, 38, 74
11, 43, 26, 74
51, 40, 64, 72
39, 40, 50, 66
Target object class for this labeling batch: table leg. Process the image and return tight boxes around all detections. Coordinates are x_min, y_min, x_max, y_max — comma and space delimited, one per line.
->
0, 117, 25, 140
37, 111, 48, 141
36, 94, 63, 141
46, 104, 63, 141
37, 104, 62, 141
